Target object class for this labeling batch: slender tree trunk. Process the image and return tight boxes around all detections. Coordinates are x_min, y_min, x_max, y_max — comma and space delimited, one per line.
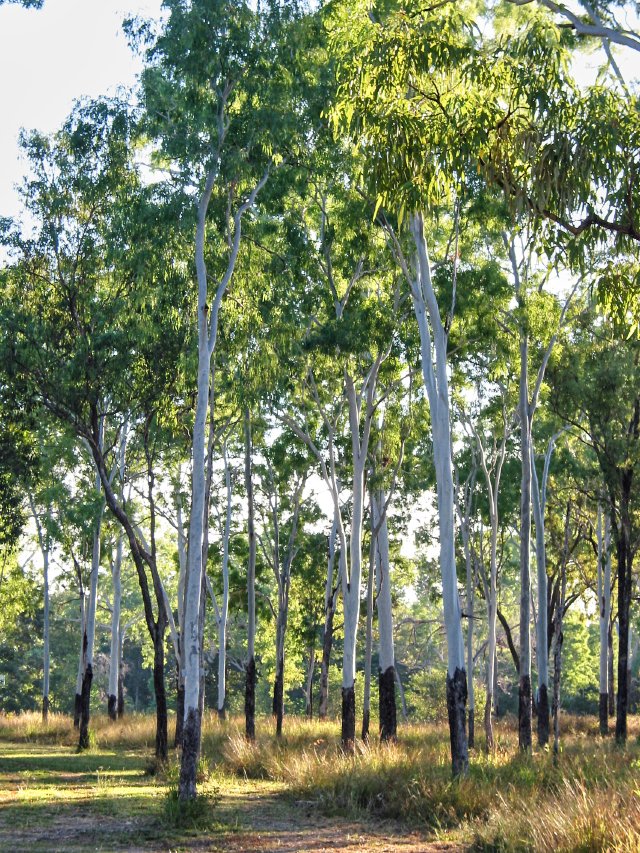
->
42, 510, 51, 723
74, 593, 85, 728
531, 446, 550, 747
108, 535, 123, 721
598, 506, 611, 735
410, 213, 468, 776
373, 491, 396, 742
244, 407, 257, 742
153, 627, 168, 761
518, 341, 533, 752
615, 473, 633, 743
608, 621, 615, 717
319, 520, 338, 719
304, 646, 315, 718
464, 532, 474, 749
79, 451, 104, 751
553, 502, 571, 761
216, 443, 232, 721
362, 527, 375, 742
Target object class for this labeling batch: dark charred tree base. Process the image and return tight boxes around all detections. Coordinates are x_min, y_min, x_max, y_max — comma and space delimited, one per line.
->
153, 640, 168, 762
245, 657, 256, 742
518, 674, 532, 751
73, 693, 81, 728
341, 685, 356, 752
217, 706, 226, 721
379, 666, 397, 742
468, 708, 474, 750
42, 695, 49, 723
178, 706, 201, 801
78, 664, 93, 751
599, 693, 609, 736
175, 683, 185, 748
446, 668, 469, 777
117, 673, 124, 718
108, 694, 117, 721
361, 709, 370, 742
537, 684, 550, 747
273, 670, 284, 737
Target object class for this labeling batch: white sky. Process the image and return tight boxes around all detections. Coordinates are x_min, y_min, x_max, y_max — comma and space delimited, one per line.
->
0, 0, 163, 220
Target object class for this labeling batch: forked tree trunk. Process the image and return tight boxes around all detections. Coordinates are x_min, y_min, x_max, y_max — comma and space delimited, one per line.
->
409, 213, 468, 776
244, 408, 257, 742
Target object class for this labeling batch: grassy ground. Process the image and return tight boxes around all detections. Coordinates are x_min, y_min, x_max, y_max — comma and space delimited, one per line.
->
0, 711, 639, 851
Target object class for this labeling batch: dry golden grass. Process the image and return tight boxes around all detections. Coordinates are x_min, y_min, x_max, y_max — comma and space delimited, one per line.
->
2, 710, 640, 851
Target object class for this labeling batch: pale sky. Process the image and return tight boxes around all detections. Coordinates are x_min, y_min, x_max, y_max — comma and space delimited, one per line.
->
0, 0, 163, 220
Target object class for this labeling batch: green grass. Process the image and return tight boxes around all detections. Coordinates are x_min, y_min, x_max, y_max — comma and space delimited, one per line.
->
0, 711, 639, 851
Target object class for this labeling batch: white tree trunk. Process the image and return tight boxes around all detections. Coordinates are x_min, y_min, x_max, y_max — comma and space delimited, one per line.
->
108, 423, 127, 720
217, 443, 232, 718
372, 489, 397, 740
409, 212, 467, 775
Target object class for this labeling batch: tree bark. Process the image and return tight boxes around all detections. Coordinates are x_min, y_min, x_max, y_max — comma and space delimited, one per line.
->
615, 471, 633, 743
373, 490, 396, 741
553, 501, 571, 760
410, 213, 468, 776
244, 407, 257, 742
598, 505, 611, 735
319, 520, 338, 719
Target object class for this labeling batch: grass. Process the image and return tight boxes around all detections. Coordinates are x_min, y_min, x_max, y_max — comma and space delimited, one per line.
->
0, 711, 639, 850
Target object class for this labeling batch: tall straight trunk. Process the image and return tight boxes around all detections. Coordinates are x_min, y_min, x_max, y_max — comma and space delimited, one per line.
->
304, 646, 316, 718
531, 443, 552, 747
410, 213, 467, 775
518, 334, 532, 752
362, 524, 375, 742
153, 627, 168, 761
74, 593, 85, 728
108, 537, 122, 721
471, 414, 507, 753
216, 443, 232, 720
339, 371, 376, 750
29, 496, 51, 722
373, 490, 396, 742
42, 539, 50, 722
319, 519, 338, 719
464, 528, 474, 749
108, 423, 127, 721
553, 501, 571, 760
178, 155, 268, 799
608, 621, 615, 716
615, 472, 633, 743
79, 428, 104, 751
244, 407, 257, 742
598, 506, 611, 735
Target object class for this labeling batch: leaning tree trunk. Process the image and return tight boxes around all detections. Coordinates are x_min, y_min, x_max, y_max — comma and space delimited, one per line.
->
319, 519, 339, 719
373, 490, 397, 742
410, 212, 468, 776
244, 407, 257, 742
